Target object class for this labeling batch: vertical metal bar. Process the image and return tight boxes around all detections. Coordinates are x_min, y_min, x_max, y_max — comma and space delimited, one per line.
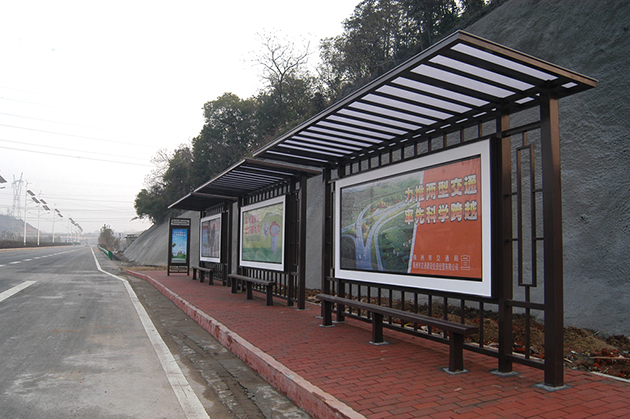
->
495, 111, 514, 374
479, 302, 485, 348
443, 296, 448, 338
540, 92, 564, 387
321, 168, 332, 319
388, 289, 393, 325
525, 287, 531, 360
225, 203, 232, 285
516, 144, 524, 286
337, 279, 346, 322
528, 136, 539, 289
428, 295, 433, 335
414, 293, 419, 331
298, 175, 308, 309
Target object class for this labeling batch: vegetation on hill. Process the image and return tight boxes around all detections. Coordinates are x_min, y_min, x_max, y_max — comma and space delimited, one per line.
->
134, 0, 499, 224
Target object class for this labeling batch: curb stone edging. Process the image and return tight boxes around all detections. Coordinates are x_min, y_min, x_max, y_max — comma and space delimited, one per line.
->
127, 270, 366, 419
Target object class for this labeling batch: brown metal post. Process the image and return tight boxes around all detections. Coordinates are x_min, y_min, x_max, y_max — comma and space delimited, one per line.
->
286, 183, 297, 307
297, 175, 308, 310
231, 198, 243, 293
224, 203, 232, 286
540, 92, 564, 387
495, 112, 514, 374
321, 169, 332, 320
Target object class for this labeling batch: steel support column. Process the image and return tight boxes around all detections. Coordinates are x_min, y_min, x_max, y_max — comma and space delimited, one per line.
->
540, 92, 564, 387
321, 168, 332, 319
298, 175, 308, 309
496, 111, 514, 374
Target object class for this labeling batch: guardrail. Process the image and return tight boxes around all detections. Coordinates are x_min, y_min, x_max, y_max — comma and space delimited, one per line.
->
97, 245, 113, 260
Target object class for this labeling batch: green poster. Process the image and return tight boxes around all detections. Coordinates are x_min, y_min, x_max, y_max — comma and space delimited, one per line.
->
241, 201, 284, 264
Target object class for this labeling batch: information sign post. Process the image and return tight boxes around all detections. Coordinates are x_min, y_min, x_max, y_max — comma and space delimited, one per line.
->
167, 218, 191, 276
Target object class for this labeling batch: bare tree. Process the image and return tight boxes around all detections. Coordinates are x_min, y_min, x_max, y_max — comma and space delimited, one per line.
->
143, 148, 170, 189
254, 31, 311, 125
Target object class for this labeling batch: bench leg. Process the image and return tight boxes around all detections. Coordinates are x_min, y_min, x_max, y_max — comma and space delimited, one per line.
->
192, 269, 198, 281
246, 281, 253, 300
371, 312, 385, 344
231, 277, 238, 294
208, 271, 213, 286
322, 301, 333, 327
265, 286, 273, 306
448, 332, 465, 372
199, 271, 204, 283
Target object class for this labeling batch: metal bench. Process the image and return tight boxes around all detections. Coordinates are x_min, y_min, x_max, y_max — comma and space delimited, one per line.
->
317, 294, 479, 373
228, 274, 275, 306
192, 266, 213, 284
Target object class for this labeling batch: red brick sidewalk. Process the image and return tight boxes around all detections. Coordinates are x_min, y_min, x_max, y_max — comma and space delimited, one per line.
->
128, 270, 629, 419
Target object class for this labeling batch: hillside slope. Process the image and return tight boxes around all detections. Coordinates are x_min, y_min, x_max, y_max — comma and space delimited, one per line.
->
123, 211, 199, 266
465, 0, 630, 334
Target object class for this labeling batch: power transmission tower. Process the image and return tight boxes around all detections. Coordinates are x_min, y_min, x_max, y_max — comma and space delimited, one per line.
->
11, 173, 24, 219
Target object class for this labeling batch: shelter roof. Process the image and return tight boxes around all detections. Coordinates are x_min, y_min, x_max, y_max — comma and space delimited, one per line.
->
169, 158, 320, 211
171, 30, 596, 211
253, 30, 596, 167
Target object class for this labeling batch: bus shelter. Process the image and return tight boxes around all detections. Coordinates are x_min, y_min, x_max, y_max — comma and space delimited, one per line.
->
170, 158, 321, 309
172, 31, 596, 388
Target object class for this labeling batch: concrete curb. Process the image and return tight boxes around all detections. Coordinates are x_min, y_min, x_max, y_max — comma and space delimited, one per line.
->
127, 270, 366, 419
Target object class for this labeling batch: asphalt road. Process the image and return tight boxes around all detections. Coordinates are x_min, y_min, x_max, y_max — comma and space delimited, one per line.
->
0, 246, 309, 419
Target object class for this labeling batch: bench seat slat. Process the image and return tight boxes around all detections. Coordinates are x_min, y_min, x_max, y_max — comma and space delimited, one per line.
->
317, 294, 477, 334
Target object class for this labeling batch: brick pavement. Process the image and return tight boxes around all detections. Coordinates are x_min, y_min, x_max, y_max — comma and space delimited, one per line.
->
127, 270, 629, 419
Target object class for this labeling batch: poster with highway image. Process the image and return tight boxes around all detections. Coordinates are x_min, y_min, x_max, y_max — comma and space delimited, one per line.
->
240, 196, 285, 271
335, 141, 492, 297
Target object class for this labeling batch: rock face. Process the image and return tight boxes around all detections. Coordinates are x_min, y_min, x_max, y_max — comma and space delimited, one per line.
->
465, 0, 630, 335
125, 0, 630, 336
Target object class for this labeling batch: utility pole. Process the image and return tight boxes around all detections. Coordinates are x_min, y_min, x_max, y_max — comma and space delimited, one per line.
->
23, 181, 29, 246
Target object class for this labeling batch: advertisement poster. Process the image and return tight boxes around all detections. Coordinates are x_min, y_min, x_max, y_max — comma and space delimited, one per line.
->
200, 215, 221, 262
335, 141, 492, 296
170, 228, 188, 263
240, 196, 285, 271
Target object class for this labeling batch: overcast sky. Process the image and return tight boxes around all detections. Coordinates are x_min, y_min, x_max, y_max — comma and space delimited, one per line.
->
0, 0, 358, 237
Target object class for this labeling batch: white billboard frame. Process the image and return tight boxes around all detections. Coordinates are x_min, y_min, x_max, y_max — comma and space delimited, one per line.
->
334, 140, 493, 297
199, 213, 222, 263
239, 195, 286, 272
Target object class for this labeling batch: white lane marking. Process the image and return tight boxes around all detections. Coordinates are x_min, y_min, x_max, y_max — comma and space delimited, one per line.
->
90, 249, 210, 419
0, 265, 5, 268
9, 261, 21, 264
23, 259, 33, 261
0, 281, 37, 303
